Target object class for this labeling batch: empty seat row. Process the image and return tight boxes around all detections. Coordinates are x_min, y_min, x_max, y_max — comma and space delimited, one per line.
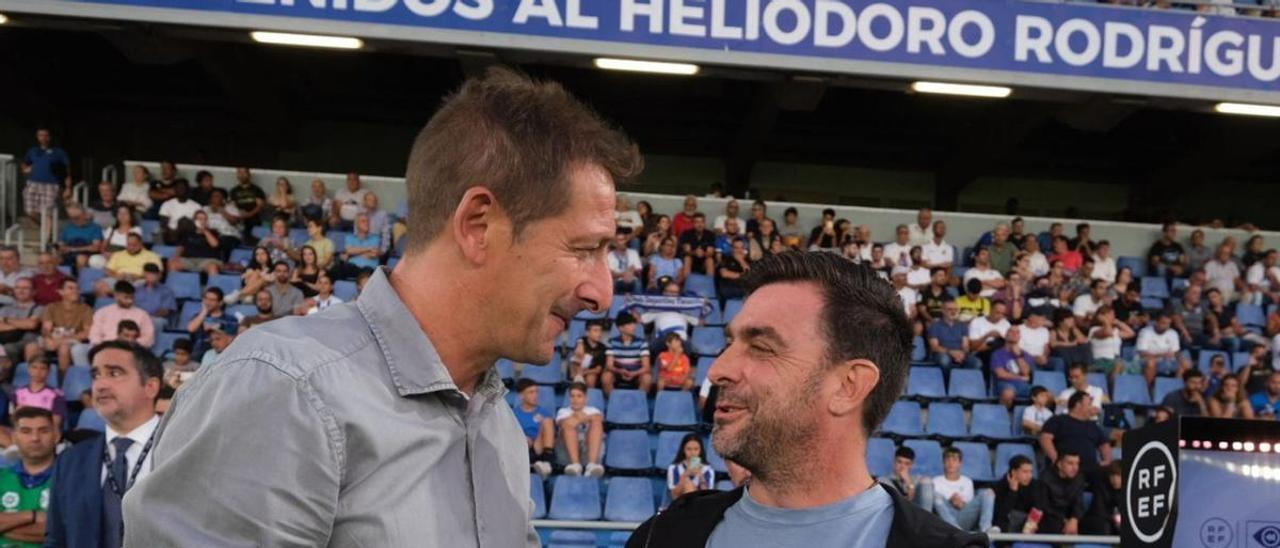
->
880, 401, 1030, 441
867, 437, 1036, 483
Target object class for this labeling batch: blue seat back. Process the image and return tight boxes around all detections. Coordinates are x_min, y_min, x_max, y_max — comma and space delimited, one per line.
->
333, 280, 359, 303
530, 475, 547, 519
903, 439, 943, 477
166, 271, 203, 301
948, 369, 988, 401
77, 408, 107, 432
721, 299, 744, 325
880, 401, 923, 437
655, 431, 688, 468
653, 390, 697, 429
62, 366, 93, 400
1153, 377, 1184, 403
207, 273, 242, 297
1113, 374, 1152, 406
906, 367, 946, 400
1237, 303, 1266, 328
995, 443, 1037, 478
694, 356, 715, 386
548, 476, 602, 520
1116, 256, 1146, 278
77, 268, 107, 295
954, 441, 995, 482
1032, 370, 1067, 396
604, 430, 653, 471
683, 274, 716, 300
925, 403, 967, 438
521, 354, 563, 385
152, 244, 178, 260
867, 437, 896, 479
227, 247, 254, 266
689, 327, 726, 356
605, 389, 650, 426
1140, 277, 1169, 299
1087, 373, 1111, 397
971, 404, 1014, 440
604, 477, 656, 522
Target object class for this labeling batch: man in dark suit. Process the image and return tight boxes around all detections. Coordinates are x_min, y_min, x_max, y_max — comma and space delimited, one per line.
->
46, 340, 162, 548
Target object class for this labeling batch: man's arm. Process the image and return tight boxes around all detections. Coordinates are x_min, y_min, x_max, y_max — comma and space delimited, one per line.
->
1039, 432, 1057, 464
122, 356, 340, 546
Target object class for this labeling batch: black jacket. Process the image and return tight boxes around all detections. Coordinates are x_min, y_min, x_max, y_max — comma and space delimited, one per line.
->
625, 484, 988, 548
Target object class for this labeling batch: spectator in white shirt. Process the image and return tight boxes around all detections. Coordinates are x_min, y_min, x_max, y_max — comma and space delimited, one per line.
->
968, 301, 1011, 355
1019, 310, 1052, 369
923, 221, 954, 270
892, 266, 919, 323
1072, 279, 1109, 323
1088, 305, 1134, 377
1204, 244, 1244, 303
608, 230, 643, 295
637, 281, 703, 342
119, 165, 154, 212
1022, 386, 1054, 435
907, 247, 931, 289
933, 447, 995, 533
909, 208, 933, 246
203, 189, 243, 247
712, 199, 740, 234
883, 224, 913, 268
1091, 241, 1116, 284
1024, 237, 1050, 278
1136, 313, 1191, 387
1245, 249, 1280, 305
1056, 363, 1107, 419
331, 172, 370, 229
963, 248, 1005, 298
556, 382, 606, 478
158, 180, 202, 233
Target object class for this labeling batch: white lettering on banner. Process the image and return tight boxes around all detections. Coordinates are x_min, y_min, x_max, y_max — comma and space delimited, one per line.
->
814, 0, 856, 49
620, 0, 664, 33
1147, 25, 1185, 72
513, 0, 562, 26
565, 0, 597, 29
669, 0, 704, 38
949, 10, 994, 58
1206, 30, 1245, 76
1015, 15, 1054, 63
710, 0, 743, 40
906, 6, 945, 55
1055, 19, 1102, 66
1188, 17, 1205, 74
858, 3, 904, 52
763, 0, 811, 47
1103, 22, 1144, 69
1247, 35, 1280, 81
403, 0, 449, 17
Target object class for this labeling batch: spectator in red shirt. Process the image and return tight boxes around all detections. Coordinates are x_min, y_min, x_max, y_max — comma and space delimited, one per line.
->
30, 252, 68, 306
672, 195, 699, 238
1049, 236, 1083, 275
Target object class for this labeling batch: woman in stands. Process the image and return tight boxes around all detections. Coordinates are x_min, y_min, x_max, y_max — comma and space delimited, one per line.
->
1208, 375, 1255, 419
292, 245, 322, 298
1243, 235, 1266, 268
89, 205, 143, 269
118, 165, 154, 213
236, 247, 275, 304
643, 214, 670, 257
656, 332, 694, 392
635, 200, 655, 237
259, 216, 296, 264
266, 177, 297, 225
1049, 308, 1092, 366
1109, 267, 1134, 300
667, 433, 716, 502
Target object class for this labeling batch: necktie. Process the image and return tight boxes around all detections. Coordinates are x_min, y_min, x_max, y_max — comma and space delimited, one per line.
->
102, 437, 134, 548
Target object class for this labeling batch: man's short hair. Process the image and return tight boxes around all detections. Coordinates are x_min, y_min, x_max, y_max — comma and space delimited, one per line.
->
1067, 362, 1087, 376
1030, 385, 1048, 399
196, 170, 213, 184
205, 287, 224, 301
1097, 240, 1110, 248
741, 252, 912, 436
158, 384, 176, 401
615, 313, 636, 327
929, 267, 948, 277
143, 262, 161, 274
514, 378, 538, 394
965, 278, 982, 295
568, 381, 588, 394
1008, 454, 1033, 473
88, 340, 164, 387
943, 447, 963, 461
114, 280, 136, 295
692, 212, 706, 220
117, 319, 140, 334
784, 207, 798, 217
894, 446, 915, 461
1183, 368, 1204, 382
272, 260, 291, 271
173, 338, 193, 353
1068, 390, 1090, 411
821, 208, 836, 218
403, 67, 642, 252
12, 406, 54, 426
1058, 449, 1081, 463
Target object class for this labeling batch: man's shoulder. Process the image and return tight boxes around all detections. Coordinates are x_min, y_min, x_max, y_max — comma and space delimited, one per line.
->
216, 304, 375, 380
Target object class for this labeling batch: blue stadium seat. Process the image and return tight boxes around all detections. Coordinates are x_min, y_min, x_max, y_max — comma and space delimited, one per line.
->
609, 531, 632, 546
141, 219, 161, 242
1237, 303, 1266, 331
227, 247, 254, 266
227, 303, 257, 320
1087, 373, 1111, 397
76, 408, 106, 432
905, 367, 946, 400
563, 320, 587, 351
547, 530, 596, 547
77, 268, 106, 295
56, 265, 72, 276
1140, 297, 1166, 311
704, 437, 728, 473
62, 366, 93, 400
1170, 278, 1190, 294
330, 232, 350, 253
1113, 374, 1152, 407
694, 356, 715, 386
925, 403, 967, 439
530, 475, 547, 519
1140, 277, 1169, 299
387, 256, 399, 270
605, 430, 653, 472
971, 404, 1016, 441
702, 301, 724, 326
558, 388, 605, 412
495, 358, 516, 381
93, 297, 116, 311
608, 298, 628, 320
995, 443, 1037, 479
1032, 370, 1067, 396
1117, 256, 1146, 278
333, 280, 358, 302
152, 331, 186, 355
290, 228, 310, 247
1198, 350, 1229, 375
683, 274, 716, 300
1153, 377, 1184, 403
653, 391, 697, 430
152, 244, 178, 260
1011, 405, 1027, 436
605, 389, 650, 427
947, 369, 988, 401
521, 355, 563, 385
655, 431, 687, 468
867, 437, 896, 479
603, 477, 655, 522
954, 441, 995, 482
903, 439, 943, 477
689, 327, 726, 356
548, 476, 602, 520
880, 401, 924, 437
721, 299, 744, 326
250, 225, 270, 241
911, 336, 927, 362
1231, 352, 1251, 373
166, 271, 203, 301
207, 273, 242, 297
175, 300, 202, 330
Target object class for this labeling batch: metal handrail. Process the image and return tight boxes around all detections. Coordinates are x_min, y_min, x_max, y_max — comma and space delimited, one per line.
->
3, 224, 21, 248
73, 181, 88, 207
101, 164, 118, 186
530, 520, 1120, 544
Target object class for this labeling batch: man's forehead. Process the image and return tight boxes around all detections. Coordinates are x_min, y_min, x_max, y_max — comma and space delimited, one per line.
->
732, 282, 824, 335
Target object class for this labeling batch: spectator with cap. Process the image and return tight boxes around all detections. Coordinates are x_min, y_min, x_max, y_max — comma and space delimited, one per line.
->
932, 447, 996, 534
609, 229, 643, 295
1136, 312, 1191, 386
878, 446, 934, 512
512, 378, 555, 479
25, 279, 91, 373
1029, 451, 1087, 536
928, 300, 979, 369
992, 454, 1037, 534
556, 382, 606, 478
88, 280, 155, 349
602, 313, 652, 396
1161, 368, 1208, 417
1041, 392, 1111, 473
1148, 223, 1188, 279
185, 287, 237, 357
922, 221, 954, 270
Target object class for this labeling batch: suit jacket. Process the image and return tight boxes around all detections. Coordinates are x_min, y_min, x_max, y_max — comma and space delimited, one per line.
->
45, 434, 104, 548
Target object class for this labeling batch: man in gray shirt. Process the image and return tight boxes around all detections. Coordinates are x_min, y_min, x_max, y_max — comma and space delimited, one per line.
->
124, 67, 643, 546
266, 260, 305, 316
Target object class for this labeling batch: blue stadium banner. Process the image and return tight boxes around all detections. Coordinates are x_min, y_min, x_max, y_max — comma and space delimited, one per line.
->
9, 0, 1280, 103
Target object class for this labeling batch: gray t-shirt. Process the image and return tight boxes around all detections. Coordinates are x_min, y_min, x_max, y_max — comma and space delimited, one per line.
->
267, 283, 304, 317
707, 484, 894, 548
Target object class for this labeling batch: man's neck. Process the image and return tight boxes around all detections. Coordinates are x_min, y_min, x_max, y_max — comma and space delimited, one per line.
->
1070, 411, 1091, 421
27, 382, 45, 392
944, 472, 961, 481
21, 456, 53, 476
746, 428, 872, 509
109, 412, 154, 436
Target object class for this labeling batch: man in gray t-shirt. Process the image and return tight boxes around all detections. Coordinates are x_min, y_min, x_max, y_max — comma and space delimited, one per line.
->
0, 278, 43, 366
265, 261, 304, 317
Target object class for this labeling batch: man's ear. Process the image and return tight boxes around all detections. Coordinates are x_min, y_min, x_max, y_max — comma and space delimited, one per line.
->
828, 359, 880, 418
450, 187, 507, 265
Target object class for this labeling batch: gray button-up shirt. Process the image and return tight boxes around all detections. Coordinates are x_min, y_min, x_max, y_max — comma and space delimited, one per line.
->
124, 268, 539, 547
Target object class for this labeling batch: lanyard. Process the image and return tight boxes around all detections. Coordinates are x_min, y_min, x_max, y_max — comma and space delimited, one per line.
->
101, 431, 156, 496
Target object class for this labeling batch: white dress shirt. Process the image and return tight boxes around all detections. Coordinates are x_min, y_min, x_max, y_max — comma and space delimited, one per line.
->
103, 414, 161, 486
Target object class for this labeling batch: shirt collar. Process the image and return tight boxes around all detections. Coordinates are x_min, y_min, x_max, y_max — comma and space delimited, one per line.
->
356, 268, 504, 400
105, 414, 160, 448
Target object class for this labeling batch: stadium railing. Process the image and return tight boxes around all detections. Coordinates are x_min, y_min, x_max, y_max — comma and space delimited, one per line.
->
531, 519, 1121, 544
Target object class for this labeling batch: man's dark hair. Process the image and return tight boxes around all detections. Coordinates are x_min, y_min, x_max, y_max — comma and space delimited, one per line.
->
568, 381, 588, 395
60, 278, 77, 290
196, 170, 213, 184
212, 188, 228, 200
1076, 223, 1090, 233
12, 406, 54, 425
895, 446, 915, 461
89, 340, 165, 388
1068, 390, 1090, 411
1030, 385, 1048, 399
1090, 279, 1107, 291
272, 260, 291, 272
173, 338, 193, 353
821, 208, 836, 218
1008, 454, 1033, 474
1162, 222, 1176, 232
205, 286, 225, 301
965, 278, 982, 295
114, 280, 136, 295
1067, 362, 1087, 376
404, 67, 642, 252
1097, 240, 1110, 248
741, 252, 911, 436
1183, 367, 1204, 382
930, 267, 948, 277
117, 319, 140, 335
943, 447, 963, 461
514, 378, 538, 394
784, 207, 798, 217
692, 212, 706, 221
1058, 449, 1081, 463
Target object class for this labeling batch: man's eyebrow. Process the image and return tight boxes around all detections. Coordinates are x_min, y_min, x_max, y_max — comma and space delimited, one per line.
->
735, 325, 788, 349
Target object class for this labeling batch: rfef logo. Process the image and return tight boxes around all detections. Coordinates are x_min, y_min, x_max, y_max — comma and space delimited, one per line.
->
1126, 441, 1178, 544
